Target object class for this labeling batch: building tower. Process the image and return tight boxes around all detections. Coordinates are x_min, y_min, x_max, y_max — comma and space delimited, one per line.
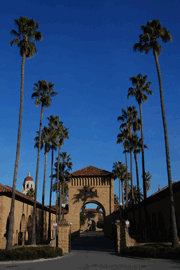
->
22, 172, 34, 195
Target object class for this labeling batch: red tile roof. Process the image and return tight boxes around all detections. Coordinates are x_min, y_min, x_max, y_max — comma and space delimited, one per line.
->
24, 176, 33, 182
70, 165, 114, 177
0, 183, 57, 214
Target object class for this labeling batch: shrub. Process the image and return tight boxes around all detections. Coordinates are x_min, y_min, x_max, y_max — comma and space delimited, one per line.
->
120, 244, 180, 260
0, 246, 63, 261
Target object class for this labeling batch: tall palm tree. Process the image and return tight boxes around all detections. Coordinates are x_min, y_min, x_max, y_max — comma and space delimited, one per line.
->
127, 73, 153, 241
7, 16, 43, 250
112, 161, 127, 212
117, 106, 141, 212
31, 80, 58, 245
34, 126, 52, 243
47, 115, 60, 241
133, 19, 179, 248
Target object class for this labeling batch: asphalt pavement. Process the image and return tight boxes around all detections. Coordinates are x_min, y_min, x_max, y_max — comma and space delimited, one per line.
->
1, 230, 180, 269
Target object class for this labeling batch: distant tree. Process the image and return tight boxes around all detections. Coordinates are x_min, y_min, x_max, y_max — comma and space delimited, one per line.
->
114, 194, 119, 204
26, 187, 35, 199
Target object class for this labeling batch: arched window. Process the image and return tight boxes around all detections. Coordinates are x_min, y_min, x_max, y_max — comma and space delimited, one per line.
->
31, 184, 32, 188
27, 184, 29, 188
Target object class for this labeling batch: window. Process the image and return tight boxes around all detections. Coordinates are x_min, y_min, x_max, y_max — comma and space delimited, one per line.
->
27, 184, 29, 188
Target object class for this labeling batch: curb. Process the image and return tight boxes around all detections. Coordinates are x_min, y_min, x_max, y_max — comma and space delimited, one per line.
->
0, 252, 76, 265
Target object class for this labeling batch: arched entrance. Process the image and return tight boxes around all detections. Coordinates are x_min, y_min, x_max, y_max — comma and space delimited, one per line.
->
80, 201, 105, 232
65, 165, 114, 240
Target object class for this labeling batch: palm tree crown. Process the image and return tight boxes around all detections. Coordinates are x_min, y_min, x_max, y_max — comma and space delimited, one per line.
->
32, 80, 58, 108
133, 19, 172, 56
128, 73, 153, 104
10, 16, 43, 59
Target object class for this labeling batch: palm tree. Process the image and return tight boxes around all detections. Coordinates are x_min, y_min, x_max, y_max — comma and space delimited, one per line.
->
31, 80, 58, 245
112, 161, 127, 212
7, 16, 43, 250
34, 126, 52, 243
127, 73, 153, 241
117, 106, 141, 211
47, 115, 60, 241
133, 19, 179, 248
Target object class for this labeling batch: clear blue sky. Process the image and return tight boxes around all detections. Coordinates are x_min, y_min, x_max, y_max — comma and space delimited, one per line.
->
1, 0, 180, 211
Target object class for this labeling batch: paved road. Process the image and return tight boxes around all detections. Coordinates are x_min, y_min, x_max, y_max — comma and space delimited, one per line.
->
1, 231, 180, 269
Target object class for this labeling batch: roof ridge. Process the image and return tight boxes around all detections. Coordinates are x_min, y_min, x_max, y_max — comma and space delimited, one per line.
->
71, 165, 113, 176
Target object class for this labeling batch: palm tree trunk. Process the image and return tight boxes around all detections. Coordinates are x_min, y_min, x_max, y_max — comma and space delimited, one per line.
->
130, 149, 135, 234
62, 170, 65, 220
31, 104, 44, 245
119, 177, 121, 207
55, 147, 60, 247
59, 183, 62, 221
6, 53, 26, 250
56, 147, 60, 223
130, 150, 134, 205
139, 100, 148, 242
41, 151, 47, 244
119, 177, 121, 216
134, 152, 142, 238
121, 180, 124, 210
48, 147, 54, 241
153, 50, 179, 248
125, 150, 128, 208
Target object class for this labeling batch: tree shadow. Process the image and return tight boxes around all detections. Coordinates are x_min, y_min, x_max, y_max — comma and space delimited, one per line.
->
72, 185, 99, 205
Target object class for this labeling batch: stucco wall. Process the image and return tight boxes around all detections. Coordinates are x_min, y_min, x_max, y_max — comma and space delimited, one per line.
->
0, 195, 57, 249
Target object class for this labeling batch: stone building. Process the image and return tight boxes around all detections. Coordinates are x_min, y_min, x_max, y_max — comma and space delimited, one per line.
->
0, 182, 68, 249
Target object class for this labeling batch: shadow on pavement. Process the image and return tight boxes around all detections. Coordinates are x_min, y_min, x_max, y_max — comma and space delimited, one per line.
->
70, 231, 116, 252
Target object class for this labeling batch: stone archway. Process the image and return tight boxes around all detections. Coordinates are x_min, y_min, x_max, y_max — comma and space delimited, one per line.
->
80, 200, 106, 232
65, 166, 114, 240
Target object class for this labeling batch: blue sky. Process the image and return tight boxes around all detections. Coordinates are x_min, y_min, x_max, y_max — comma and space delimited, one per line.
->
1, 0, 180, 211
